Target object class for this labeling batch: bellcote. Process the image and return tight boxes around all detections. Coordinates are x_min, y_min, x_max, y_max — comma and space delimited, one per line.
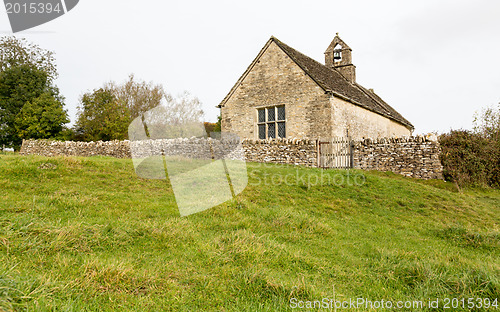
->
324, 33, 356, 83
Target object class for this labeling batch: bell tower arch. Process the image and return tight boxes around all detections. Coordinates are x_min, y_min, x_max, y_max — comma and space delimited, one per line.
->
325, 33, 356, 83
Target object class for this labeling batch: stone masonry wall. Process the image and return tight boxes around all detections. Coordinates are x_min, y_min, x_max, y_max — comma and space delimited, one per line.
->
330, 96, 412, 140
20, 136, 443, 180
20, 139, 132, 158
20, 138, 245, 161
242, 138, 318, 167
352, 136, 443, 179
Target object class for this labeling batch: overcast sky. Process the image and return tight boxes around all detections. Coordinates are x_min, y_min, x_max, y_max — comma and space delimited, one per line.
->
1, 0, 499, 134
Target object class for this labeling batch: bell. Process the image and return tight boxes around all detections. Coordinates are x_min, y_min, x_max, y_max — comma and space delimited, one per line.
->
333, 50, 341, 60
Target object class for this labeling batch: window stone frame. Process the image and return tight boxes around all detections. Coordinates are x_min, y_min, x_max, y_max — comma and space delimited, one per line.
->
257, 105, 286, 139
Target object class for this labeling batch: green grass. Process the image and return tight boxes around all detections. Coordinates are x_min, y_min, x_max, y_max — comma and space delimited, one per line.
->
0, 154, 498, 311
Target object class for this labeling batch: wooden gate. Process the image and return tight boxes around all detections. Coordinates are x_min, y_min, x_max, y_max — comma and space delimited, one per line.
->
318, 138, 353, 169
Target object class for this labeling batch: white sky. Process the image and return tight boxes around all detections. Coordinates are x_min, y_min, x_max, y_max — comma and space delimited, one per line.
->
1, 0, 499, 134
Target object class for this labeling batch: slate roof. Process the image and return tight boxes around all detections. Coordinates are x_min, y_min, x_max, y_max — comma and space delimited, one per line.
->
219, 37, 413, 130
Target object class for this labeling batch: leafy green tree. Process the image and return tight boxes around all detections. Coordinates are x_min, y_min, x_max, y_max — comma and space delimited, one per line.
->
0, 36, 57, 81
0, 64, 51, 148
0, 36, 63, 149
75, 88, 130, 141
14, 92, 69, 140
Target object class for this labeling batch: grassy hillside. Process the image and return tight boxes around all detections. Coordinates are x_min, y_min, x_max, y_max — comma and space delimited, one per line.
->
0, 154, 498, 311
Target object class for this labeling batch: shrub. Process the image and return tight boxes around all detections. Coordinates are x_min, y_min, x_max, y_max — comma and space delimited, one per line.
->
440, 104, 500, 188
440, 130, 499, 188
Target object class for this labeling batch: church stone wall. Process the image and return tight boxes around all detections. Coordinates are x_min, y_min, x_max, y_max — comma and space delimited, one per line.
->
221, 41, 332, 140
330, 96, 412, 140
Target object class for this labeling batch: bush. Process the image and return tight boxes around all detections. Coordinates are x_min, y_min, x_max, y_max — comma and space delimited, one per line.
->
440, 104, 500, 188
204, 122, 217, 136
440, 130, 499, 188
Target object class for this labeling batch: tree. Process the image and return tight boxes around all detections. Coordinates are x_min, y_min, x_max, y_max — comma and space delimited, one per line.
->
75, 88, 130, 141
163, 91, 204, 125
0, 36, 57, 81
139, 91, 205, 139
473, 102, 500, 140
0, 36, 63, 149
14, 92, 69, 140
75, 75, 166, 141
109, 74, 165, 120
77, 75, 205, 141
0, 64, 52, 148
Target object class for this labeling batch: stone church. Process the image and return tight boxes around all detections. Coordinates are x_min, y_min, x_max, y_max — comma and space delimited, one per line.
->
218, 34, 414, 141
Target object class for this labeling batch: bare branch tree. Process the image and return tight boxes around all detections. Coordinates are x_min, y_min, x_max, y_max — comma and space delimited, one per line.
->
142, 91, 205, 139
107, 74, 166, 120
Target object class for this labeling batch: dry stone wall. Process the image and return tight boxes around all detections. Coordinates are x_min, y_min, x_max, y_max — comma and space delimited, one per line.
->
20, 138, 245, 161
20, 139, 132, 158
20, 136, 443, 180
242, 138, 318, 167
129, 137, 245, 161
352, 136, 443, 180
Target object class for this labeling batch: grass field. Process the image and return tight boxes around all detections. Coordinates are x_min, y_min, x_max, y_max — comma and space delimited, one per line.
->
0, 154, 498, 311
